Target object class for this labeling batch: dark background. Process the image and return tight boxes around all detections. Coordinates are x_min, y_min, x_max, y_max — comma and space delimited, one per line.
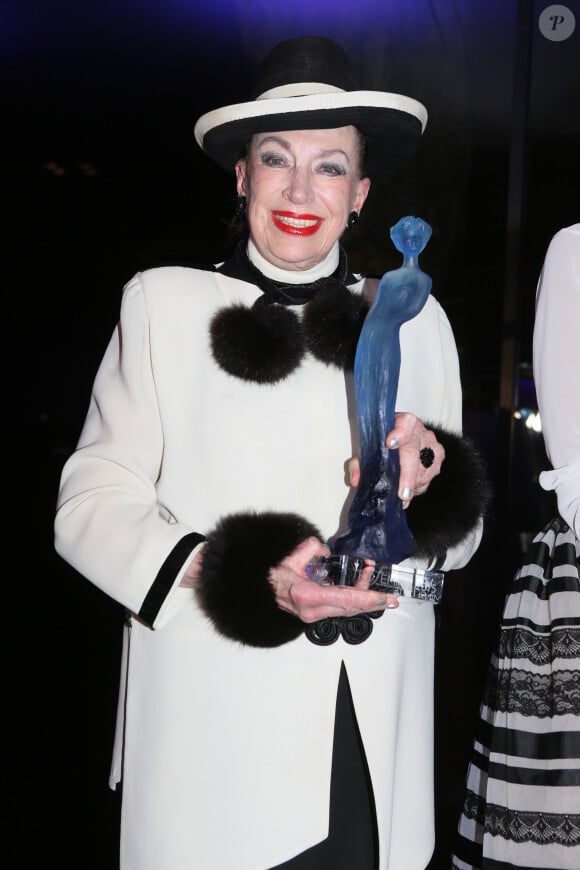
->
4, 1, 579, 867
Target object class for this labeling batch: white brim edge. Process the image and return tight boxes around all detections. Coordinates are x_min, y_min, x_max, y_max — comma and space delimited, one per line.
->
194, 90, 428, 149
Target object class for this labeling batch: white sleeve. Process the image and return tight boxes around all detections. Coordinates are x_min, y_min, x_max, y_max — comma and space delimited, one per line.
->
54, 274, 204, 629
434, 302, 485, 571
399, 296, 485, 571
533, 224, 580, 537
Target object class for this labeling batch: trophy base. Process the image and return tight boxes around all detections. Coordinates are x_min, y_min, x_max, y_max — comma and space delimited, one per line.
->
305, 554, 444, 604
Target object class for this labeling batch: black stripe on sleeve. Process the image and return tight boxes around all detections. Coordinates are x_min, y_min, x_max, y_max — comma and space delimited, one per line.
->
138, 532, 206, 627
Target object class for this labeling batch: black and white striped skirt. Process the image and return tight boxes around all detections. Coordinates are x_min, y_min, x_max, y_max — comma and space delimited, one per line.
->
452, 516, 580, 869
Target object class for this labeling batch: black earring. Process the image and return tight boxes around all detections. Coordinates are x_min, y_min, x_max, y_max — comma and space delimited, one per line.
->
235, 195, 246, 217
347, 211, 359, 230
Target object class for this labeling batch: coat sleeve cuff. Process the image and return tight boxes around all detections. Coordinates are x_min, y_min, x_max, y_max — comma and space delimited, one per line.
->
196, 511, 322, 647
138, 532, 207, 627
406, 425, 492, 564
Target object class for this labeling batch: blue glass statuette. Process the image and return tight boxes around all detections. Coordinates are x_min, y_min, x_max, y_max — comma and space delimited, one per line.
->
333, 215, 433, 563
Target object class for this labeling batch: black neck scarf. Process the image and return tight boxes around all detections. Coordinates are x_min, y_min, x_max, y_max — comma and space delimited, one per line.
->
211, 242, 369, 384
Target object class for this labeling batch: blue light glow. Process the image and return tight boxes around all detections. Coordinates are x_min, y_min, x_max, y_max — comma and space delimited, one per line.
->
0, 0, 520, 57
156, 0, 510, 47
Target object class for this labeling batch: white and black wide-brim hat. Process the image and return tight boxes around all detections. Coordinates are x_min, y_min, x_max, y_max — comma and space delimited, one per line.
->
194, 36, 428, 176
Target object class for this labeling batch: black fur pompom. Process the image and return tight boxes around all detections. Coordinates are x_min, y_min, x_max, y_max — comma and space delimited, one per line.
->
303, 284, 368, 369
197, 510, 323, 647
406, 426, 493, 563
210, 302, 304, 384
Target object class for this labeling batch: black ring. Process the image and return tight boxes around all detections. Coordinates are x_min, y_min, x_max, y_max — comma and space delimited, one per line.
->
419, 447, 435, 468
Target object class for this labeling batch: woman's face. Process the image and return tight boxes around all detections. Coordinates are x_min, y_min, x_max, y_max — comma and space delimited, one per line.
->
235, 126, 370, 272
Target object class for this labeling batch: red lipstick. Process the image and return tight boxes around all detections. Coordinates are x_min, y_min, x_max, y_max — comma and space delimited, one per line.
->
272, 211, 323, 236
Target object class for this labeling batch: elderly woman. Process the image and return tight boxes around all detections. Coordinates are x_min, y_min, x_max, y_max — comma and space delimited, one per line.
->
55, 36, 488, 870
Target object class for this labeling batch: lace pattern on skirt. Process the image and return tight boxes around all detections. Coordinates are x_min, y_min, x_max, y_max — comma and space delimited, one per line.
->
452, 517, 580, 869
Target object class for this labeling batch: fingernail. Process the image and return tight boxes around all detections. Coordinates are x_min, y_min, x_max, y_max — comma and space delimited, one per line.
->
401, 486, 412, 500
387, 602, 398, 609
389, 437, 399, 448
402, 500, 410, 510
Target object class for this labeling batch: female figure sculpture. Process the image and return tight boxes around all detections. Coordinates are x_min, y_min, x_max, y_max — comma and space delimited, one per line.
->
334, 215, 433, 564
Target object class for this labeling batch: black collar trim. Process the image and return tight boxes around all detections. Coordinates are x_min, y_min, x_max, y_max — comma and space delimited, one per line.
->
217, 241, 358, 304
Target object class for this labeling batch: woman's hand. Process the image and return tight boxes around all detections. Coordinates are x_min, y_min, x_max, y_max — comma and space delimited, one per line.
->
269, 536, 398, 621
179, 546, 205, 588
349, 412, 444, 509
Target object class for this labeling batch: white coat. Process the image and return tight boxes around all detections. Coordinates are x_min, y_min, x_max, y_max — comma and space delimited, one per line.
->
55, 263, 482, 869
